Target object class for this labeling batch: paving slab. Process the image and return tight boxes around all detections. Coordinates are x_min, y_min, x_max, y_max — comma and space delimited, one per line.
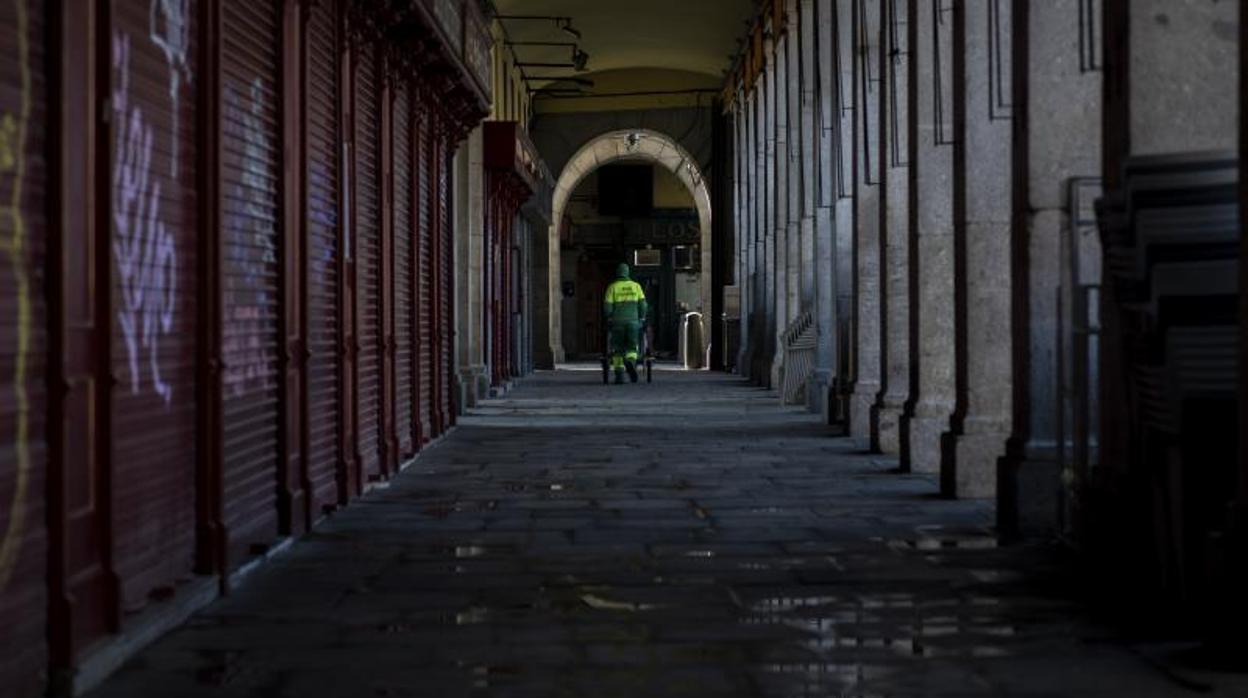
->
88, 369, 1247, 697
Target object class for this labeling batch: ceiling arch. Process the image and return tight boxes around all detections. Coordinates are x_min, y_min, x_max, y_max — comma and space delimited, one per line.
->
492, 0, 754, 88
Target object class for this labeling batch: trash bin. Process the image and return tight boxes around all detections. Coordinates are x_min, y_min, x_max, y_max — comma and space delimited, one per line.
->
680, 312, 705, 370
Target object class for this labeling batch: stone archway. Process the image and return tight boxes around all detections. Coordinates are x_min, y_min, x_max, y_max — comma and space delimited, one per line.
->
545, 129, 712, 365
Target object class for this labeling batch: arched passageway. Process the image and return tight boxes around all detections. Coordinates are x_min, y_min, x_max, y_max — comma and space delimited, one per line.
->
6, 0, 1246, 694
545, 129, 713, 365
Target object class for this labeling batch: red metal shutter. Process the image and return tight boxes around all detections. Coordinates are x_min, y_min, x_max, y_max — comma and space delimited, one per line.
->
304, 0, 341, 515
0, 0, 48, 692
110, 2, 199, 612
219, 0, 281, 570
354, 40, 382, 480
393, 82, 415, 459
415, 99, 433, 442
438, 132, 454, 428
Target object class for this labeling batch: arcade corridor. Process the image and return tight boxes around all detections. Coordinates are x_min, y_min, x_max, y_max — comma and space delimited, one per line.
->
1, 0, 1246, 695
88, 370, 1245, 697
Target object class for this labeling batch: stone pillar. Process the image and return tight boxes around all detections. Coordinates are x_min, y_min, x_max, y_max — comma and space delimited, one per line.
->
752, 89, 767, 383
1098, 0, 1241, 492
811, 0, 838, 417
785, 0, 803, 328
531, 219, 554, 369
762, 35, 779, 387
771, 29, 789, 389
454, 128, 488, 409
1129, 0, 1239, 156
939, 0, 1014, 498
799, 0, 818, 313
748, 92, 758, 382
735, 97, 752, 376
832, 0, 857, 422
903, 0, 957, 474
998, 0, 1101, 535
850, 0, 883, 447
875, 0, 911, 455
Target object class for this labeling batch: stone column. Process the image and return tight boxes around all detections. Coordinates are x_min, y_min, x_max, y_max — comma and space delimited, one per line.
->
875, 0, 911, 455
753, 88, 767, 383
785, 0, 803, 328
850, 0, 883, 447
799, 0, 818, 313
903, 0, 957, 474
939, 0, 1014, 498
761, 35, 779, 387
833, 0, 857, 422
454, 127, 488, 408
735, 97, 752, 376
998, 0, 1101, 534
771, 29, 789, 389
1129, 0, 1239, 156
748, 88, 758, 382
531, 218, 554, 369
811, 0, 839, 418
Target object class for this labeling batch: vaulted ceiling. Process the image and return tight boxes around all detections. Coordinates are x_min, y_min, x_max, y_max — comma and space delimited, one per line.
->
491, 0, 755, 108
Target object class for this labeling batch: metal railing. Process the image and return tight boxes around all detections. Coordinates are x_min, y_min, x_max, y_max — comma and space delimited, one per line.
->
781, 310, 816, 404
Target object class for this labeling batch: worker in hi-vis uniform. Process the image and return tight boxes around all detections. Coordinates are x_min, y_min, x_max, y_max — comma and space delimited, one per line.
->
603, 262, 648, 384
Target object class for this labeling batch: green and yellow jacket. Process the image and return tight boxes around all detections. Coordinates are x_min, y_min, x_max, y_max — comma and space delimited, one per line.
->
603, 276, 648, 325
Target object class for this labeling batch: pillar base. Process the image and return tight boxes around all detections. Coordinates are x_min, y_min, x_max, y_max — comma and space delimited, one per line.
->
875, 393, 907, 456
769, 351, 783, 392
940, 419, 1009, 499
808, 369, 834, 420
737, 344, 753, 380
997, 450, 1061, 538
534, 347, 556, 370
456, 365, 489, 413
850, 383, 880, 450
905, 400, 953, 474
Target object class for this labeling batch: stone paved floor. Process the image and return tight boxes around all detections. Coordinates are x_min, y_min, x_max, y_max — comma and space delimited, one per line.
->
90, 369, 1246, 697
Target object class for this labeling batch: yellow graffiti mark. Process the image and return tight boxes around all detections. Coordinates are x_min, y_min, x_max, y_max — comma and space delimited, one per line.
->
0, 0, 32, 591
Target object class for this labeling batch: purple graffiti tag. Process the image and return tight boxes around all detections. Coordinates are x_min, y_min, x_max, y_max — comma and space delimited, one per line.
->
221, 77, 276, 398
112, 34, 177, 406
150, 0, 191, 177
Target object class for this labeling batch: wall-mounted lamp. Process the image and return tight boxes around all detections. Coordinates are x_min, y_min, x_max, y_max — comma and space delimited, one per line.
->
508, 41, 591, 73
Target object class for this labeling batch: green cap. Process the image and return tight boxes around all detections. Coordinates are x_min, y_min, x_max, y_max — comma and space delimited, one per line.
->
616, 263, 631, 279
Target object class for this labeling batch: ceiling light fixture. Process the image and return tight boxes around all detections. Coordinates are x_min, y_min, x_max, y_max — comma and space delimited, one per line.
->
495, 14, 582, 40
557, 18, 581, 40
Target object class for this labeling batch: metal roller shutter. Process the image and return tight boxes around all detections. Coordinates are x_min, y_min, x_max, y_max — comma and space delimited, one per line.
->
415, 98, 433, 443
0, 0, 48, 691
354, 40, 382, 481
304, 0, 341, 513
110, 1, 199, 612
219, 0, 280, 570
393, 82, 415, 459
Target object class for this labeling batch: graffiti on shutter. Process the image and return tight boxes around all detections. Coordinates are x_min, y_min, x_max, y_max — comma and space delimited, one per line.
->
0, 0, 47, 692
110, 0, 199, 612
220, 0, 281, 567
305, 0, 341, 512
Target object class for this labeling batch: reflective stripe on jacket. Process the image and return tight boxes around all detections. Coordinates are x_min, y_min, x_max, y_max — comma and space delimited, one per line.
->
603, 279, 648, 324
